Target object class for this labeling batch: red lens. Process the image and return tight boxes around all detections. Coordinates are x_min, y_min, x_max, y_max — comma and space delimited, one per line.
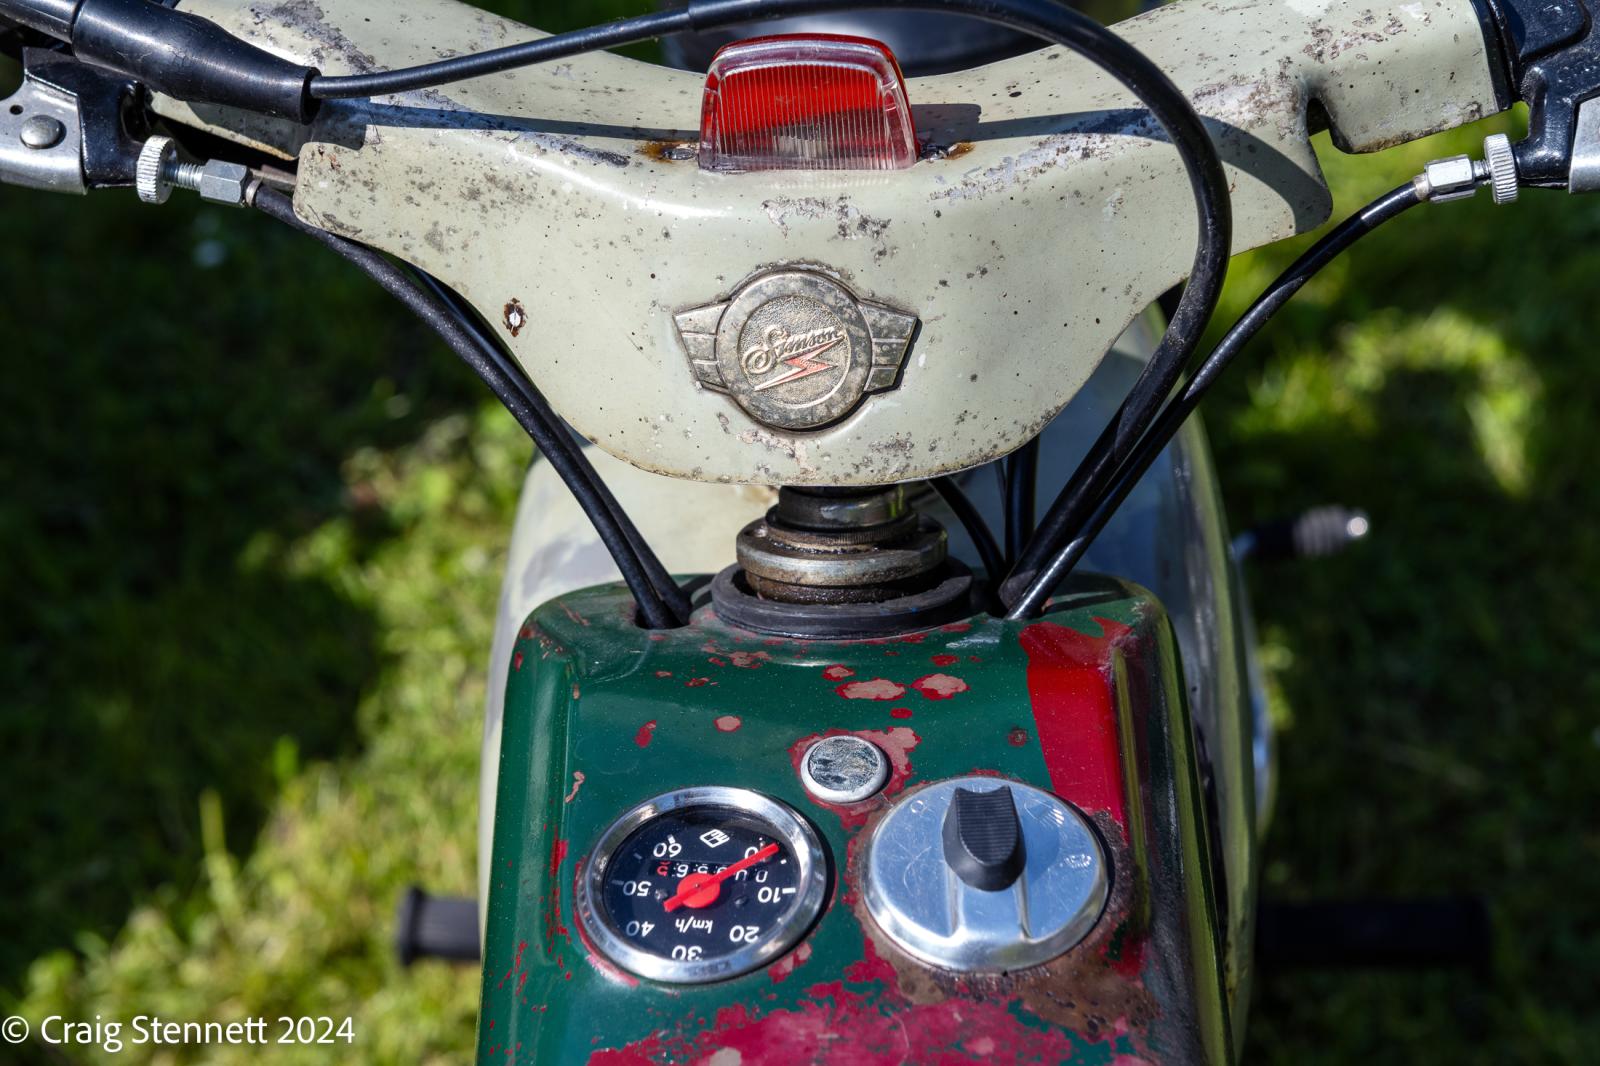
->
698, 34, 918, 173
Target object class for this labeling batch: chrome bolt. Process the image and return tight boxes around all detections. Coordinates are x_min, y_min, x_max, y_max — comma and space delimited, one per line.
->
1484, 132, 1519, 204
19, 114, 66, 150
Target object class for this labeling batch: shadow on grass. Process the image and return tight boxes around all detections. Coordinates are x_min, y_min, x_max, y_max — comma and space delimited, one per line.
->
0, 188, 485, 999
1215, 168, 1600, 1061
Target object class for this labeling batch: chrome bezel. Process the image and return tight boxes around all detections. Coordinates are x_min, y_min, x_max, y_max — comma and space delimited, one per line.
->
576, 786, 829, 984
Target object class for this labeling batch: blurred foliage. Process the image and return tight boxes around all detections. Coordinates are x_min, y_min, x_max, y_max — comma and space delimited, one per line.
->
2, 1, 1598, 1064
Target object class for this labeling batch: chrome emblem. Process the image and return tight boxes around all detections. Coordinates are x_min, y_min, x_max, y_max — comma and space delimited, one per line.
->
673, 271, 919, 431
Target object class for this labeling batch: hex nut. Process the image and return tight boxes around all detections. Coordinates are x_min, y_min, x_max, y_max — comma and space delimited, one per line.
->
197, 160, 252, 207
1420, 154, 1479, 202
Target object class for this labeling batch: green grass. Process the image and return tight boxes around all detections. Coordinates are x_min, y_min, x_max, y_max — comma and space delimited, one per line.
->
3, 5, 1598, 1064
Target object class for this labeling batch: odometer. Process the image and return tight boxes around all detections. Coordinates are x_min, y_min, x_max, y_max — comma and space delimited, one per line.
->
577, 787, 828, 983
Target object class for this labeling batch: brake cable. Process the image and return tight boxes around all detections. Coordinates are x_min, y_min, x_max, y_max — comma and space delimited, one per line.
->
252, 185, 687, 630
1004, 179, 1436, 619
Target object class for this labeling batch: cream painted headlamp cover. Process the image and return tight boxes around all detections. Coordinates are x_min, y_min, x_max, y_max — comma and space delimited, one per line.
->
169, 0, 1502, 486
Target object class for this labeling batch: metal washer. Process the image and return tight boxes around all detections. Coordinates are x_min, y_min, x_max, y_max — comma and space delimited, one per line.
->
800, 735, 890, 804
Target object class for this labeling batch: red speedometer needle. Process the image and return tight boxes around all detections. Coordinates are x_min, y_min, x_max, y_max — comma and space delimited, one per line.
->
663, 843, 780, 912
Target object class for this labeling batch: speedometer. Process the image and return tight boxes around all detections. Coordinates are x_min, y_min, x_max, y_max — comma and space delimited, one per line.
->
576, 787, 829, 983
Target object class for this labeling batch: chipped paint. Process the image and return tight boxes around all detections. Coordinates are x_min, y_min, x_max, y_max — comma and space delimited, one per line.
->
713, 715, 742, 732
836, 678, 906, 701
910, 673, 969, 700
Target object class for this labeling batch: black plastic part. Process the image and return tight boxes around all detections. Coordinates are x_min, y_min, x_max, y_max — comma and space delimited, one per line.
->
1256, 898, 1491, 970
395, 887, 481, 966
0, 0, 80, 38
1477, 0, 1600, 185
69, 0, 317, 121
710, 560, 975, 639
23, 45, 145, 186
941, 785, 1027, 892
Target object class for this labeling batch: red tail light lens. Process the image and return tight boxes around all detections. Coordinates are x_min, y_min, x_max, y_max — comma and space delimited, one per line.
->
698, 34, 918, 173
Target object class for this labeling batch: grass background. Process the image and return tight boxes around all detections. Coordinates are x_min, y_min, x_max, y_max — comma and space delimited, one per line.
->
3, 1, 1598, 1061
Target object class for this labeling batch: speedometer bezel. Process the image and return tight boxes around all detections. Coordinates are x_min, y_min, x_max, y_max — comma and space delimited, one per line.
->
576, 785, 829, 984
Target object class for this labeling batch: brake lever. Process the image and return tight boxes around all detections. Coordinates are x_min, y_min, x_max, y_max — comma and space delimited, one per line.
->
1479, 0, 1600, 190
0, 42, 144, 194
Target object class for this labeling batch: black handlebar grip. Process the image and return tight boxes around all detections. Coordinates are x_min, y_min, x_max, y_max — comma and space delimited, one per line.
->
71, 0, 318, 121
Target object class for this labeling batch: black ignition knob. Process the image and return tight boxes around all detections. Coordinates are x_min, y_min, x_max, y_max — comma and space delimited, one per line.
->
941, 785, 1027, 891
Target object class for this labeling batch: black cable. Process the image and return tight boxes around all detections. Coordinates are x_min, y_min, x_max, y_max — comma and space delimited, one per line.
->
929, 476, 1006, 596
252, 186, 683, 629
307, 9, 693, 100
1004, 437, 1039, 566
1004, 182, 1424, 619
408, 268, 694, 624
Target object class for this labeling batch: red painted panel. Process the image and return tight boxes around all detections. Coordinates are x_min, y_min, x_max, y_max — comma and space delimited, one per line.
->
1019, 618, 1135, 829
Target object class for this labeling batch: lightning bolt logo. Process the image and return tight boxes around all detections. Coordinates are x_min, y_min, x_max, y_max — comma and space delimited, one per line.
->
751, 335, 845, 392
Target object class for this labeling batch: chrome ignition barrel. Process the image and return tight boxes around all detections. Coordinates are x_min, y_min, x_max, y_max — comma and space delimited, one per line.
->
735, 486, 948, 604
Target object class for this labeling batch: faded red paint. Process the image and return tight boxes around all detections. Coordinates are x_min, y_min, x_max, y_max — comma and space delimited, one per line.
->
940, 621, 973, 633
590, 972, 1090, 1065
708, 656, 728, 667
563, 771, 586, 803
888, 707, 913, 720
728, 650, 772, 668
714, 715, 742, 732
836, 678, 906, 701
1020, 617, 1135, 827
635, 720, 657, 747
654, 670, 672, 679
513, 651, 524, 671
685, 677, 711, 688
930, 653, 959, 666
911, 673, 969, 700
821, 664, 854, 681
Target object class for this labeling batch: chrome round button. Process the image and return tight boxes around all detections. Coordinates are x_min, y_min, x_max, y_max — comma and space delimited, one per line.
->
800, 735, 889, 804
861, 776, 1108, 972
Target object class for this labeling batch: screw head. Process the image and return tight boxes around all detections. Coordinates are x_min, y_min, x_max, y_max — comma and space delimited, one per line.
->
18, 114, 65, 150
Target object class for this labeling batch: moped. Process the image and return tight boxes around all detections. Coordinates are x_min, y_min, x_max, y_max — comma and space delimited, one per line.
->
0, 0, 1570, 1058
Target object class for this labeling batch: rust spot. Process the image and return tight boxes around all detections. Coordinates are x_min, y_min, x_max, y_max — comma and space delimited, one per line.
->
1008, 727, 1029, 747
654, 670, 672, 679
635, 720, 657, 747
685, 676, 711, 688
714, 715, 742, 732
639, 139, 697, 163
512, 651, 524, 671
889, 707, 913, 720
931, 654, 959, 666
945, 141, 974, 158
504, 298, 528, 337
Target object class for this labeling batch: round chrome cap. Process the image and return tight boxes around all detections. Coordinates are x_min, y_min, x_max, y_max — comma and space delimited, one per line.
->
861, 776, 1108, 972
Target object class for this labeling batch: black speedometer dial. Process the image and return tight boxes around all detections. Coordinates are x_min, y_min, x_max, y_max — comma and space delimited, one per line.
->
577, 788, 828, 983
